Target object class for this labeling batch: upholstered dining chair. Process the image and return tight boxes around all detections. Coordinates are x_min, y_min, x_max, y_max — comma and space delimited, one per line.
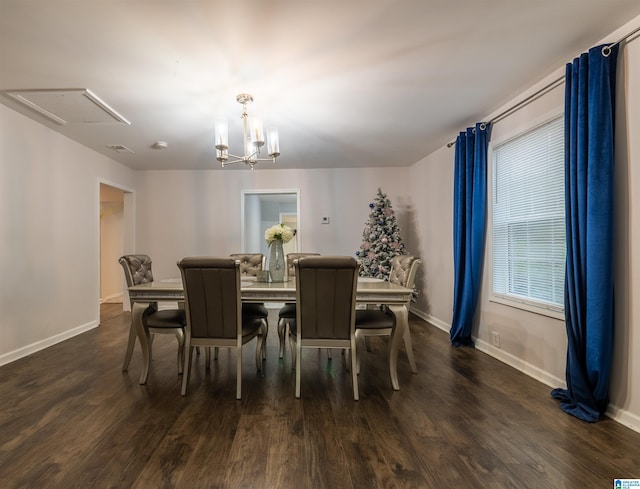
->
277, 252, 320, 359
178, 257, 265, 399
230, 253, 265, 276
288, 256, 360, 400
355, 255, 421, 376
118, 254, 186, 376
230, 253, 269, 360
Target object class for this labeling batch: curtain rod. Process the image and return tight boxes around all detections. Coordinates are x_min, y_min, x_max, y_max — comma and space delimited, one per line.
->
605, 23, 640, 55
446, 24, 640, 148
446, 75, 563, 148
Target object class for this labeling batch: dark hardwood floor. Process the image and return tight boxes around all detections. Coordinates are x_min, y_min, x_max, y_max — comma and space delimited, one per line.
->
0, 304, 638, 488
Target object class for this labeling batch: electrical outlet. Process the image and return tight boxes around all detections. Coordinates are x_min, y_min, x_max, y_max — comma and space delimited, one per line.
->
321, 216, 330, 224
491, 331, 501, 348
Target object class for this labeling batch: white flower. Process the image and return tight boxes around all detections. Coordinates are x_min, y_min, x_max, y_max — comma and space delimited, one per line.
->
264, 223, 294, 244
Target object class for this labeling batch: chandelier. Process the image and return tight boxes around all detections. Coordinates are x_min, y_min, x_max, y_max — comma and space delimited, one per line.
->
214, 93, 280, 169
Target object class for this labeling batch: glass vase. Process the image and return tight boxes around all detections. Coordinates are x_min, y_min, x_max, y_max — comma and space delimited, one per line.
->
269, 240, 286, 282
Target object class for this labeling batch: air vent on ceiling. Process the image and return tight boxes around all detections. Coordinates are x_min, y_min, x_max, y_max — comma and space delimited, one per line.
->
4, 88, 131, 125
106, 144, 134, 154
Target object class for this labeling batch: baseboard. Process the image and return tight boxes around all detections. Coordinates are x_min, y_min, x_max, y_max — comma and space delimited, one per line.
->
474, 338, 566, 389
100, 292, 123, 304
605, 404, 640, 433
413, 310, 450, 333
0, 320, 98, 367
415, 311, 639, 434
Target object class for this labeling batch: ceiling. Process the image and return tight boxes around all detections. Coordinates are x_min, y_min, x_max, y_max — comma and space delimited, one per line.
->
2, 1, 640, 172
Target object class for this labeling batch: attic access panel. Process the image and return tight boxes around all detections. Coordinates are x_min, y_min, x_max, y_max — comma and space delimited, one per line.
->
4, 88, 130, 125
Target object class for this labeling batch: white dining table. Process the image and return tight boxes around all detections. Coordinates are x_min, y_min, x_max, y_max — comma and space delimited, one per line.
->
127, 276, 413, 390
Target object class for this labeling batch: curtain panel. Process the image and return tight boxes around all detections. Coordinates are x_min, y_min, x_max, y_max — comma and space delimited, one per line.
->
451, 123, 491, 347
551, 44, 619, 422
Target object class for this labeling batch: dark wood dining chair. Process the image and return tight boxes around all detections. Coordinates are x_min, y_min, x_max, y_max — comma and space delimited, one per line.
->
178, 257, 265, 399
355, 255, 421, 376
288, 256, 360, 400
277, 252, 320, 359
118, 254, 186, 377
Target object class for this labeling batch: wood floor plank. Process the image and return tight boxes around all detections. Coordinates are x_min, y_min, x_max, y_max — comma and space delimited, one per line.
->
302, 394, 355, 489
172, 394, 240, 489
222, 414, 270, 489
265, 408, 307, 488
0, 306, 639, 488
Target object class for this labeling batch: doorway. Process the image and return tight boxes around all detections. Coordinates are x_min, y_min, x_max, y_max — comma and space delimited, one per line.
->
100, 184, 124, 305
98, 180, 135, 323
241, 190, 300, 256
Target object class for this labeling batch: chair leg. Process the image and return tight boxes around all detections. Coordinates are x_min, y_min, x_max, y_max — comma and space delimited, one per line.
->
295, 343, 301, 398
277, 318, 286, 359
255, 333, 263, 372
403, 326, 418, 374
205, 347, 211, 369
181, 346, 194, 396
175, 330, 185, 375
289, 334, 297, 370
131, 302, 152, 385
350, 342, 359, 401
355, 334, 364, 375
122, 321, 137, 371
141, 331, 154, 385
236, 345, 242, 400
261, 319, 268, 361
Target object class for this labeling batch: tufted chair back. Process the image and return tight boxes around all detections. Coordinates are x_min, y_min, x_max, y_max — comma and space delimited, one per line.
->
118, 254, 154, 287
230, 253, 264, 276
286, 253, 320, 278
388, 255, 421, 289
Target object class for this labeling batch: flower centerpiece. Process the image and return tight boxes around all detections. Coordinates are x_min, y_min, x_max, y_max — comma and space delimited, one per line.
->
264, 223, 294, 245
264, 223, 294, 282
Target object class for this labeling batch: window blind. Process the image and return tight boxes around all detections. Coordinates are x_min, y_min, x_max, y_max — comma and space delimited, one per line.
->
492, 116, 565, 310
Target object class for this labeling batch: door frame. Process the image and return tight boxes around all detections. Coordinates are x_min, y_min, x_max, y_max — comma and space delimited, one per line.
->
96, 178, 136, 320
241, 189, 300, 255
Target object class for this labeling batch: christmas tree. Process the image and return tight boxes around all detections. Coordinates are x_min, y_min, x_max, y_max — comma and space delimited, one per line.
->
356, 188, 407, 279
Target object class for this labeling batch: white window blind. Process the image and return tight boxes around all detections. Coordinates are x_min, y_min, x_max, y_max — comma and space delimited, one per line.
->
492, 116, 565, 311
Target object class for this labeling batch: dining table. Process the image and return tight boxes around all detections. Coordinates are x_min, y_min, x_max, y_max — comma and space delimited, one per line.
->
127, 275, 413, 390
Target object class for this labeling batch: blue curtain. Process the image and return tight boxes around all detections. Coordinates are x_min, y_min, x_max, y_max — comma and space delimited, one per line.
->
451, 123, 491, 347
551, 44, 618, 422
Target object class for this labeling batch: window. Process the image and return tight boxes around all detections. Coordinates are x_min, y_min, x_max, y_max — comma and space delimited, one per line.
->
491, 116, 565, 313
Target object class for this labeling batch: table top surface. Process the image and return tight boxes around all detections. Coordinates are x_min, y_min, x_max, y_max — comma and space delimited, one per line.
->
130, 276, 402, 289
128, 276, 413, 304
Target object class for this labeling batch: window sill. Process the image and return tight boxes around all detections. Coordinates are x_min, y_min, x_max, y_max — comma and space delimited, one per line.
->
489, 295, 565, 321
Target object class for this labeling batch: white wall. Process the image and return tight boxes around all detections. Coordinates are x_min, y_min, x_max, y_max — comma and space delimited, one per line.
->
610, 21, 640, 430
134, 168, 413, 280
405, 144, 455, 322
0, 104, 138, 364
408, 17, 640, 431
